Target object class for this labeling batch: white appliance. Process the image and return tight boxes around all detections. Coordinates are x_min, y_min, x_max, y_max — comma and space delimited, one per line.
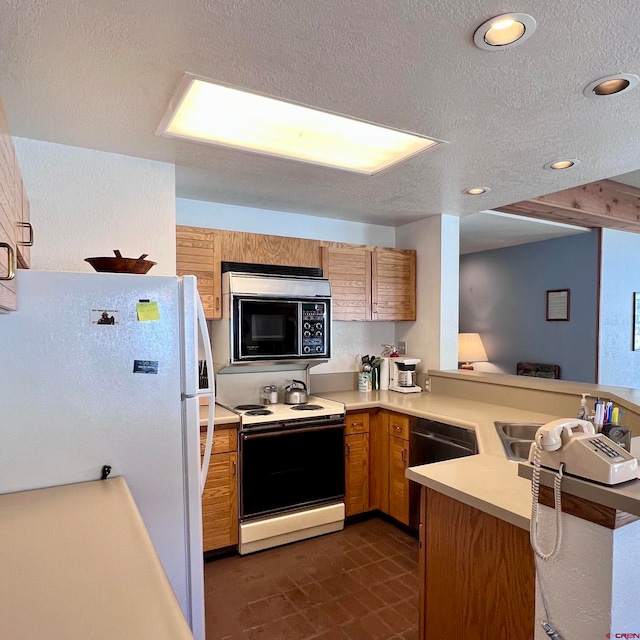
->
0, 270, 215, 640
389, 357, 422, 393
216, 372, 346, 555
212, 269, 332, 369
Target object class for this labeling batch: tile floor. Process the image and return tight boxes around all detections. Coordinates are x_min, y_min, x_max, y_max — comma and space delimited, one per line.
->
204, 516, 419, 640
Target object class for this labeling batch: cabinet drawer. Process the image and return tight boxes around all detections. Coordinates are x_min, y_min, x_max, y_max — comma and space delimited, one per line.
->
200, 426, 237, 455
345, 411, 370, 435
388, 413, 410, 440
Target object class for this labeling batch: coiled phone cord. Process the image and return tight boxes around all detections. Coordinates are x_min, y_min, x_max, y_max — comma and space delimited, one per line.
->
530, 443, 565, 561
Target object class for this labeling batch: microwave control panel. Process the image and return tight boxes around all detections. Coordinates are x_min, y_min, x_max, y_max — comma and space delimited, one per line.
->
301, 302, 328, 355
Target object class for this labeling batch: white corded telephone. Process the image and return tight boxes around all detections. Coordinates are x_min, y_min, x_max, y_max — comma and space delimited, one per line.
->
529, 419, 638, 639
529, 418, 637, 487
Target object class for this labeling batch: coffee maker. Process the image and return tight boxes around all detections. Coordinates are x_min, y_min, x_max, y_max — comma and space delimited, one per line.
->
389, 357, 422, 393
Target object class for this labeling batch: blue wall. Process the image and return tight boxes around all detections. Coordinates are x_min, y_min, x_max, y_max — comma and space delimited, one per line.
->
459, 231, 599, 383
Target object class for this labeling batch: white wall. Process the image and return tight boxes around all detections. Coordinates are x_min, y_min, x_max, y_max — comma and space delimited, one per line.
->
599, 229, 640, 386
177, 198, 395, 246
15, 138, 176, 275
177, 198, 397, 374
396, 215, 459, 373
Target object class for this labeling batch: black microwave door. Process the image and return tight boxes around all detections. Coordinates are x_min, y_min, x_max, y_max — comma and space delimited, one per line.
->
236, 299, 299, 359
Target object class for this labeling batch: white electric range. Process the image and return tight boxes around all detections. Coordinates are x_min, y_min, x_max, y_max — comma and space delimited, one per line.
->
222, 395, 347, 554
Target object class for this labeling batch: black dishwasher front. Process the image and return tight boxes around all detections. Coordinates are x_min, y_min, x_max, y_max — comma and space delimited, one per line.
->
409, 419, 477, 530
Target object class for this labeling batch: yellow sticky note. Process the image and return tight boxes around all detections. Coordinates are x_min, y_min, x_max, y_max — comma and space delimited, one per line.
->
137, 301, 160, 321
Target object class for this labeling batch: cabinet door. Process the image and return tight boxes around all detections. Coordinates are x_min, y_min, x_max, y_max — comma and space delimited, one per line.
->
321, 245, 371, 321
389, 435, 410, 525
202, 451, 238, 551
0, 95, 18, 312
345, 432, 369, 516
371, 247, 416, 321
176, 226, 221, 319
221, 230, 321, 268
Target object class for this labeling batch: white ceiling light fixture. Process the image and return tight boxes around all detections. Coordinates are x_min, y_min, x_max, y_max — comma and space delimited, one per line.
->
473, 13, 536, 51
544, 159, 581, 170
583, 74, 640, 98
464, 187, 491, 195
157, 74, 446, 175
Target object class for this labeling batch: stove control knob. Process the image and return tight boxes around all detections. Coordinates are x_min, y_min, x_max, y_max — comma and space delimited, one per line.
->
316, 346, 323, 352
303, 346, 311, 353
304, 331, 311, 337
315, 331, 323, 337
304, 322, 311, 330
315, 322, 323, 329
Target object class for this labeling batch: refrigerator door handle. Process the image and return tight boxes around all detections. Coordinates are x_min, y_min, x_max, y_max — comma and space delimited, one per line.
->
196, 295, 215, 496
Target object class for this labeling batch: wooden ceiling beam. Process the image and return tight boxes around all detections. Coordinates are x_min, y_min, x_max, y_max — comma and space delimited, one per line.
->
494, 179, 640, 233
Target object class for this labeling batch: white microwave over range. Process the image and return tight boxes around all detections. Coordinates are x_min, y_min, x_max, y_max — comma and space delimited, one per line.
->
212, 268, 332, 368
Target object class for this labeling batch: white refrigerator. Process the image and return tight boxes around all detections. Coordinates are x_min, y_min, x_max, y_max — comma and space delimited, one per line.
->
0, 270, 215, 640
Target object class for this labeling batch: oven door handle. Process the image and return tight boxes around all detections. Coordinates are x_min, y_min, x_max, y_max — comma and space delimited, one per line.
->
241, 423, 346, 440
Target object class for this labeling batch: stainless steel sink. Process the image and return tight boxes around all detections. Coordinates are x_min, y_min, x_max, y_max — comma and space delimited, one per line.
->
494, 421, 542, 461
508, 440, 534, 459
496, 422, 541, 440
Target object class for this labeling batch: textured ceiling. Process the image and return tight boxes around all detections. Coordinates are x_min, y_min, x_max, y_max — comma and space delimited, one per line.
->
2, 0, 640, 231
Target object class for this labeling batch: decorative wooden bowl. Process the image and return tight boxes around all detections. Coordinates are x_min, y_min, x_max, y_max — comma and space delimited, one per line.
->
85, 250, 157, 274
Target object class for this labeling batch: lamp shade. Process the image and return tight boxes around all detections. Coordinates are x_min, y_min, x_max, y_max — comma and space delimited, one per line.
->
458, 333, 488, 363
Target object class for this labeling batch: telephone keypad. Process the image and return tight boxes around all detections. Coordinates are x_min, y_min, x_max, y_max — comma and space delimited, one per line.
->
589, 438, 625, 462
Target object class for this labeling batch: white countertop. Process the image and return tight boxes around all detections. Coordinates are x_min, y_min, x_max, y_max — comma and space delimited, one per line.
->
199, 403, 239, 428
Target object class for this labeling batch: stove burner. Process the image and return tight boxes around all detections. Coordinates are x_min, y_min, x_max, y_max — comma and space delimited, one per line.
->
245, 409, 273, 416
235, 404, 266, 411
290, 404, 324, 411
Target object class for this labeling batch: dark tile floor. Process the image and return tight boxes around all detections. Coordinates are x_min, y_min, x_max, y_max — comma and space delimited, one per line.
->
204, 516, 419, 640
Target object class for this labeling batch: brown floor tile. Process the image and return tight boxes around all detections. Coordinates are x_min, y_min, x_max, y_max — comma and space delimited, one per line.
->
204, 516, 419, 640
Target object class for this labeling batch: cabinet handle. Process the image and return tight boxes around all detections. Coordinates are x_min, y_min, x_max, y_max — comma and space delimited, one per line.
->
401, 448, 406, 463
346, 442, 350, 457
0, 243, 16, 280
351, 421, 358, 426
394, 425, 402, 431
17, 222, 34, 247
215, 297, 220, 311
232, 460, 236, 476
372, 303, 378, 314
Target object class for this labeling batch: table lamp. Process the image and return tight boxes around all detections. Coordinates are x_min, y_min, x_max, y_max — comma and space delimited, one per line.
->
458, 333, 488, 370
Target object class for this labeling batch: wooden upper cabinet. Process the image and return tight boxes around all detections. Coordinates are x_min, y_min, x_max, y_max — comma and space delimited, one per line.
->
322, 243, 416, 321
176, 225, 221, 319
0, 95, 20, 312
220, 231, 321, 268
321, 245, 370, 321
15, 171, 31, 269
372, 247, 416, 321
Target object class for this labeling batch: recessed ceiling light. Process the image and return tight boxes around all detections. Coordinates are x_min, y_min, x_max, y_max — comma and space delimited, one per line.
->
473, 13, 536, 51
583, 74, 639, 97
544, 159, 581, 170
157, 74, 446, 175
464, 187, 491, 195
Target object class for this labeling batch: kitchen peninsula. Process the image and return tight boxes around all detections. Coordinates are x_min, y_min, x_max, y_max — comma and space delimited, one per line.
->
317, 370, 640, 640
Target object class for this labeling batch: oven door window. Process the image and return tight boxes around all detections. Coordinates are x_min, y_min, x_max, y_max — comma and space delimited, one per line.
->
241, 425, 345, 520
235, 299, 299, 360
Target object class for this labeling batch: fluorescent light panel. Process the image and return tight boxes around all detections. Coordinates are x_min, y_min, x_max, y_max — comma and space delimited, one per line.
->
159, 76, 444, 174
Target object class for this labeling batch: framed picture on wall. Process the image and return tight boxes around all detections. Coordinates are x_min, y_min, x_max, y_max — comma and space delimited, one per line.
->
546, 289, 570, 321
633, 292, 640, 351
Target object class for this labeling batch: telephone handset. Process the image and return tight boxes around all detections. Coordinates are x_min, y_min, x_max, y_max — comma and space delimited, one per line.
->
529, 418, 638, 563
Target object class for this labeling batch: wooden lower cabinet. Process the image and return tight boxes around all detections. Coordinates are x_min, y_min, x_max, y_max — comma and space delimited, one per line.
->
419, 487, 535, 640
201, 424, 238, 551
388, 434, 410, 525
387, 411, 411, 526
344, 411, 370, 516
345, 409, 411, 526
